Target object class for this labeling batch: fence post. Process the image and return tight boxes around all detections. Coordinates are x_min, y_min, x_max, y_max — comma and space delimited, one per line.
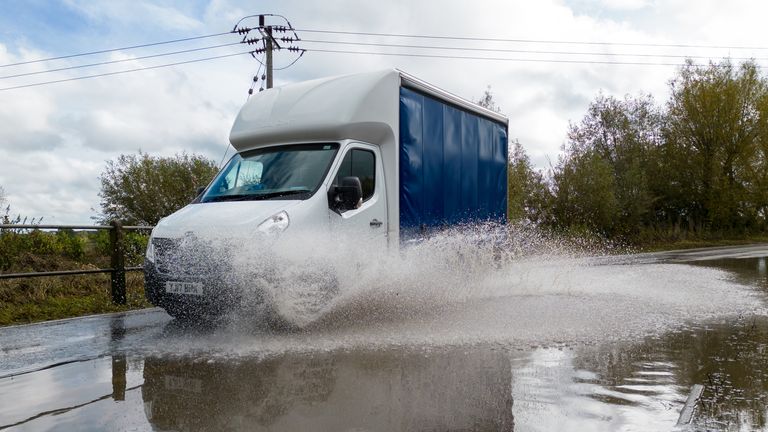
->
110, 220, 126, 305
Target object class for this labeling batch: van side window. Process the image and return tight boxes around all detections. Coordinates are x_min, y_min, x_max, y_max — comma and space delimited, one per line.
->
335, 149, 375, 201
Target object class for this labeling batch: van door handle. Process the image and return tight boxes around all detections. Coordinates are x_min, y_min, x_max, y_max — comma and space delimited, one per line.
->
370, 219, 383, 228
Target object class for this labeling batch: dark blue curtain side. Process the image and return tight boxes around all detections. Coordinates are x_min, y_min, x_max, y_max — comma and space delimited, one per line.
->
399, 87, 508, 234
398, 92, 423, 232
460, 111, 480, 220
477, 119, 495, 215
442, 107, 462, 224
422, 96, 445, 223
493, 123, 509, 221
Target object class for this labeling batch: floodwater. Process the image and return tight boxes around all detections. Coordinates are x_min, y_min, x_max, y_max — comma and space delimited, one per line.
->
0, 243, 767, 431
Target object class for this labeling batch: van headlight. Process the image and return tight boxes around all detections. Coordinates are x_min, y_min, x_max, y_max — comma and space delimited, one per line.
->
145, 239, 156, 263
257, 211, 290, 235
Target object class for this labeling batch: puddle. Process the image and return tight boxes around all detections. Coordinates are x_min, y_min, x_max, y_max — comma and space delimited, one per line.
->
0, 249, 767, 431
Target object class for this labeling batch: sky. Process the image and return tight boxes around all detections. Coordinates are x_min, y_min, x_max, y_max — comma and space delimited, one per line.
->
1, 0, 767, 224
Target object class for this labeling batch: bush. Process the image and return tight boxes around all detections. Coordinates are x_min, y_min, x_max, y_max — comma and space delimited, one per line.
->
92, 228, 149, 267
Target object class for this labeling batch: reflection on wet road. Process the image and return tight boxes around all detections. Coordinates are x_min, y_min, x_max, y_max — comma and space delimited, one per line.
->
143, 347, 513, 431
1, 245, 767, 431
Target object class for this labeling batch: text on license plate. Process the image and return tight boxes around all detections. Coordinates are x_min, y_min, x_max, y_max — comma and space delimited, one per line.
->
165, 281, 203, 296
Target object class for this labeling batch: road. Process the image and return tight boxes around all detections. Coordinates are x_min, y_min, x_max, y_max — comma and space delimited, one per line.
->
1, 244, 767, 431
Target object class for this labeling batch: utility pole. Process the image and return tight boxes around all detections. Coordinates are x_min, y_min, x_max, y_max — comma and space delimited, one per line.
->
259, 15, 279, 89
238, 14, 302, 95
266, 26, 273, 89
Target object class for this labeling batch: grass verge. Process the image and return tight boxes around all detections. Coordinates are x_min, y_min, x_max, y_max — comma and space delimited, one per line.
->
0, 272, 150, 326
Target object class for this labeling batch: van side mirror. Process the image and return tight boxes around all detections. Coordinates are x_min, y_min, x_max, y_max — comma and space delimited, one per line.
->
329, 176, 363, 212
195, 186, 206, 197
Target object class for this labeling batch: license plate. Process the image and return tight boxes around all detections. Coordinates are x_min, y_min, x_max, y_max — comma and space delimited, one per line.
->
165, 281, 203, 296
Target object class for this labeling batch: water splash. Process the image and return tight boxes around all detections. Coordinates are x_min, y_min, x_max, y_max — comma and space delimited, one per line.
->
198, 223, 765, 348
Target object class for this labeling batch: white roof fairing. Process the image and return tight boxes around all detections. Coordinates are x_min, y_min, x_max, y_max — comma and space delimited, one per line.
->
228, 68, 509, 151
229, 69, 401, 151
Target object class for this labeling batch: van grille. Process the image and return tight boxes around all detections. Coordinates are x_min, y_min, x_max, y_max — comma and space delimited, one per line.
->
152, 237, 223, 277
152, 238, 181, 275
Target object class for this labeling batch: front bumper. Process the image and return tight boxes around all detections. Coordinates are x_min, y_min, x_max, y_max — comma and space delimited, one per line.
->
144, 261, 254, 316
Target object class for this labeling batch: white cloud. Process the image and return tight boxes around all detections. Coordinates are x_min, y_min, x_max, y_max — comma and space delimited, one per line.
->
597, 0, 652, 11
61, 0, 203, 31
0, 42, 244, 222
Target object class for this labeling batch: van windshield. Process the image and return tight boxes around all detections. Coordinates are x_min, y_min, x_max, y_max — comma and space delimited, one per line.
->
200, 143, 339, 203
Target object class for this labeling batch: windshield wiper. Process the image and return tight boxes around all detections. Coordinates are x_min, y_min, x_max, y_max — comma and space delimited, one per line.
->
250, 189, 312, 200
203, 189, 311, 203
204, 194, 254, 203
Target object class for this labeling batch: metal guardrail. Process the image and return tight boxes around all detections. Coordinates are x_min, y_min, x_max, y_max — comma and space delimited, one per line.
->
0, 221, 153, 304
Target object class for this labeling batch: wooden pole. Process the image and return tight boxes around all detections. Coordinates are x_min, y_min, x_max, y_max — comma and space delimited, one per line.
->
110, 220, 126, 305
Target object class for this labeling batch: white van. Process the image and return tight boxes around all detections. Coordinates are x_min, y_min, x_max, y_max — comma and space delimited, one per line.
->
144, 69, 509, 323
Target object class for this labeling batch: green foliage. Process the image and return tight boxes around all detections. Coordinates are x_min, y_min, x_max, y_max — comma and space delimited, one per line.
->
98, 151, 218, 225
553, 150, 619, 235
56, 229, 86, 261
91, 229, 148, 267
0, 203, 150, 325
0, 229, 86, 271
553, 93, 662, 238
665, 60, 768, 232
507, 140, 551, 224
0, 221, 150, 325
0, 272, 148, 326
548, 60, 768, 242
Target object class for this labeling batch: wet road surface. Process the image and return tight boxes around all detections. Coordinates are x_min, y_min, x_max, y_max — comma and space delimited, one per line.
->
1, 244, 767, 431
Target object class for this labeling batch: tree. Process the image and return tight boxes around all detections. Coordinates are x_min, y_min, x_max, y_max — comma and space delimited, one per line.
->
507, 140, 551, 223
98, 152, 219, 225
543, 58, 768, 241
0, 186, 8, 225
751, 131, 768, 231
477, 86, 502, 113
552, 150, 619, 235
554, 93, 662, 236
666, 59, 768, 231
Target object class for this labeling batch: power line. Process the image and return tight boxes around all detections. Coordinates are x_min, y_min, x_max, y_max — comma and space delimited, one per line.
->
6, 37, 750, 85
248, 48, 305, 70
0, 42, 242, 80
301, 39, 768, 62
0, 31, 233, 68
0, 46, 754, 93
296, 28, 768, 51
0, 51, 253, 92
304, 48, 767, 68
274, 50, 305, 70
3, 23, 762, 92
0, 15, 305, 92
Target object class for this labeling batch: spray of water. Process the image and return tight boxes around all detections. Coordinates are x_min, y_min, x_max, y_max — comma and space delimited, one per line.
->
218, 223, 573, 324
213, 223, 764, 336
146, 223, 765, 360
